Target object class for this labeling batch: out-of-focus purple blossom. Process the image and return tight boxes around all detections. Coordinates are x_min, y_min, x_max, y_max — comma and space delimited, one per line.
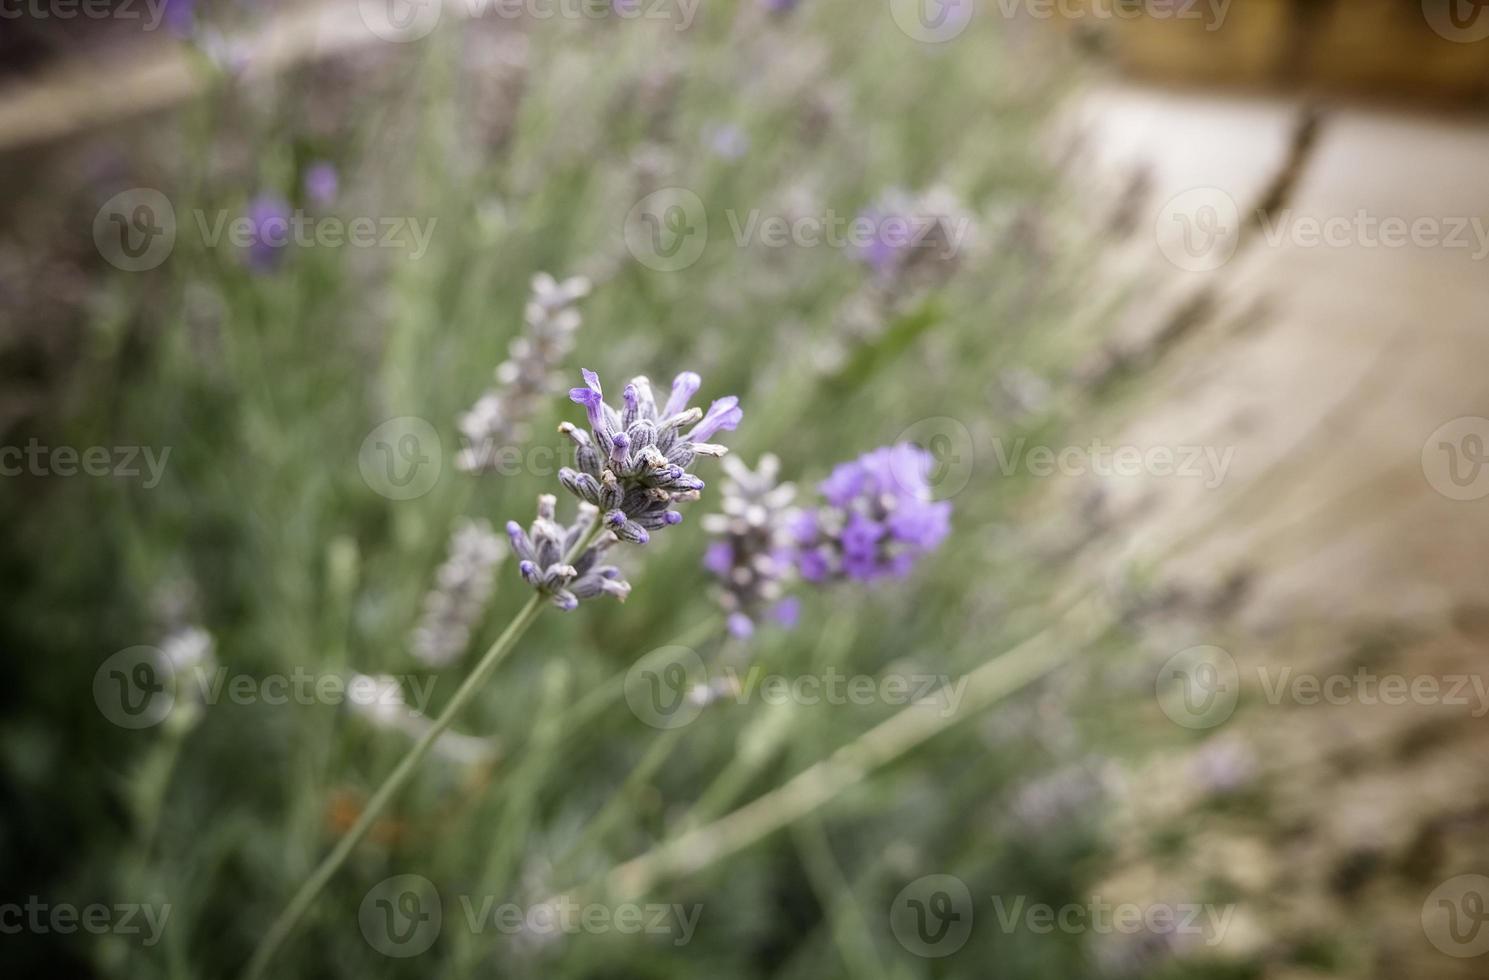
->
792, 443, 952, 582
703, 540, 735, 577
162, 0, 195, 36
304, 162, 338, 207
760, 0, 801, 12
856, 206, 905, 277
704, 124, 750, 161
244, 194, 292, 272
853, 187, 975, 283
702, 454, 798, 638
556, 368, 739, 546
772, 596, 801, 628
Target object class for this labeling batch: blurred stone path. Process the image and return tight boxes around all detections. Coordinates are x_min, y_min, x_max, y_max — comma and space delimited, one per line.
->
1060, 84, 1489, 979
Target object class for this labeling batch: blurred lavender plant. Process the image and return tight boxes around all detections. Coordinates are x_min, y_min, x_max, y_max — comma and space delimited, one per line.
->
244, 194, 292, 272
303, 162, 338, 207
457, 273, 592, 472
792, 443, 952, 582
855, 186, 974, 283
408, 519, 506, 666
701, 454, 799, 638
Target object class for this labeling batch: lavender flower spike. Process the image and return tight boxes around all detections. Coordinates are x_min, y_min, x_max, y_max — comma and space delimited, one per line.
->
507, 495, 629, 611
559, 368, 741, 548
409, 519, 505, 666
457, 272, 591, 472
702, 453, 798, 638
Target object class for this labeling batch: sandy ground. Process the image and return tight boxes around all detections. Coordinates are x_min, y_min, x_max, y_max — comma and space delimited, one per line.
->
1066, 83, 1489, 629
1057, 84, 1489, 979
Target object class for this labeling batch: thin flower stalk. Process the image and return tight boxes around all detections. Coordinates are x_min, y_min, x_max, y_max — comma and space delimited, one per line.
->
244, 370, 739, 979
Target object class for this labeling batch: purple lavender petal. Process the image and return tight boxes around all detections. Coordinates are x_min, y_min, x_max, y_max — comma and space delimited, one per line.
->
688, 396, 742, 442
703, 540, 734, 576
663, 371, 701, 418
887, 499, 952, 550
841, 512, 884, 556
789, 509, 819, 544
796, 547, 831, 582
819, 461, 866, 508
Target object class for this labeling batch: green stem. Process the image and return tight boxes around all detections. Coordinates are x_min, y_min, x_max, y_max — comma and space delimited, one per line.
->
553, 726, 686, 879
601, 592, 1115, 900
242, 590, 547, 980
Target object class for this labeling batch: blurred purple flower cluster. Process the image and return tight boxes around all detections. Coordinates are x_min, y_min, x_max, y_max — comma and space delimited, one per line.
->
792, 443, 952, 582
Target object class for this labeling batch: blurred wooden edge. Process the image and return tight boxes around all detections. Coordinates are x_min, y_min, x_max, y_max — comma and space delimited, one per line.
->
0, 0, 479, 153
1052, 0, 1489, 103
